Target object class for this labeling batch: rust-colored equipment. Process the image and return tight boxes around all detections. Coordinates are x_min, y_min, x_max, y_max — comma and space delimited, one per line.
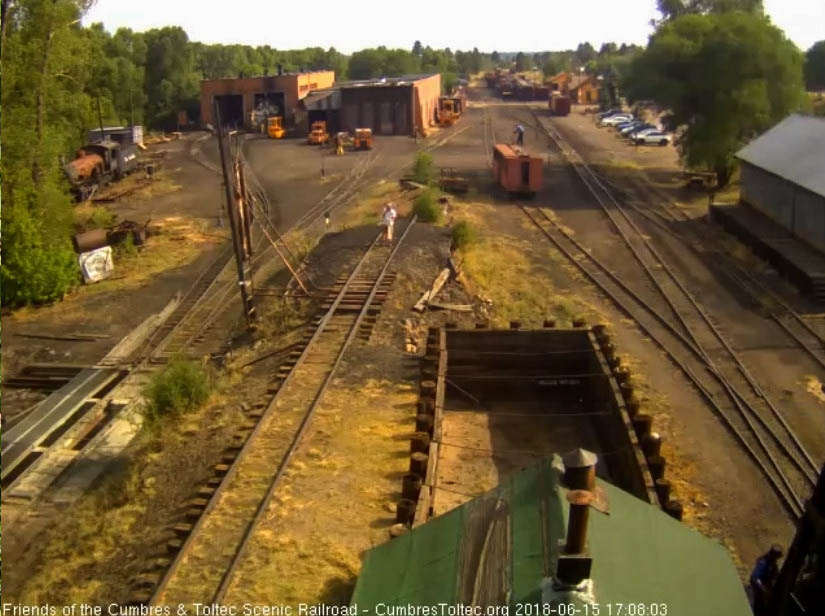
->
307, 121, 329, 145
267, 116, 285, 138
437, 98, 459, 127
492, 144, 543, 195
64, 151, 105, 185
439, 167, 468, 193
549, 95, 571, 116
353, 128, 373, 150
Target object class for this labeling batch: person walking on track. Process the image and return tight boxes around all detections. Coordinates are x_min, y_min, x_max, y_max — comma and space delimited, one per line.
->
514, 124, 525, 146
381, 203, 397, 244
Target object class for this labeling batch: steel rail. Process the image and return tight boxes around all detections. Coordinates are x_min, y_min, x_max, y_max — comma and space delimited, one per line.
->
511, 106, 815, 515
149, 218, 415, 606
213, 216, 417, 603
521, 205, 805, 518
545, 124, 822, 480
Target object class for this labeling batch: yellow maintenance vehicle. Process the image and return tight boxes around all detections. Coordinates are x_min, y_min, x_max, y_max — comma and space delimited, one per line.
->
353, 128, 373, 150
267, 116, 285, 138
437, 97, 459, 127
307, 121, 330, 145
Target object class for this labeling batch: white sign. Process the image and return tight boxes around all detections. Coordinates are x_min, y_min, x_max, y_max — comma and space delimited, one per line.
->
78, 246, 114, 283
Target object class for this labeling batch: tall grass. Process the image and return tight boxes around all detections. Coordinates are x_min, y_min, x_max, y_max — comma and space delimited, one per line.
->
413, 188, 444, 224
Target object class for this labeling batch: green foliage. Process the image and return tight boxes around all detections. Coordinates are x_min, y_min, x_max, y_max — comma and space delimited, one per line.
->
515, 52, 530, 71
411, 152, 435, 184
142, 358, 212, 424
114, 232, 138, 259
88, 206, 115, 229
451, 221, 477, 251
805, 41, 825, 92
413, 189, 444, 224
624, 11, 805, 185
1, 204, 79, 306
656, 0, 763, 21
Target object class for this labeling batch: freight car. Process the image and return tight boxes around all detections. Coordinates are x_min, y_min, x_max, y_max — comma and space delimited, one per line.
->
549, 95, 571, 116
492, 144, 543, 195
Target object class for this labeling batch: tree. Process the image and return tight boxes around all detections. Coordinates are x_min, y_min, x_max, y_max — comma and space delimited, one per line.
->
804, 41, 825, 92
542, 58, 559, 77
656, 0, 763, 21
491, 50, 500, 64
515, 51, 529, 71
412, 40, 422, 56
624, 11, 805, 186
599, 42, 618, 56
575, 42, 596, 65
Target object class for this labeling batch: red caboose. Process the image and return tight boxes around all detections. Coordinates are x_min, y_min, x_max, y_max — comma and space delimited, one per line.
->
492, 144, 543, 195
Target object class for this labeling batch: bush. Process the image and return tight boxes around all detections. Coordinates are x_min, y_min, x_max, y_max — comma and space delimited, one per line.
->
413, 189, 444, 224
1, 204, 79, 306
412, 151, 435, 184
451, 221, 477, 251
142, 358, 212, 424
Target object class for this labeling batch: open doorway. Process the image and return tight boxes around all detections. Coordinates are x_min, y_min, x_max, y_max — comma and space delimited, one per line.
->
214, 94, 243, 129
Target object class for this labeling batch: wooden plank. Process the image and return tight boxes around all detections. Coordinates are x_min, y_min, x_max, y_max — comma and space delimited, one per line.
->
434, 331, 447, 444
17, 332, 110, 342
424, 442, 439, 487
413, 487, 431, 528
428, 302, 473, 312
413, 268, 451, 312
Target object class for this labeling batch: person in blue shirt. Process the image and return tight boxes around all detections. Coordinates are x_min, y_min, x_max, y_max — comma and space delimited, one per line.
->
514, 124, 525, 146
749, 544, 783, 615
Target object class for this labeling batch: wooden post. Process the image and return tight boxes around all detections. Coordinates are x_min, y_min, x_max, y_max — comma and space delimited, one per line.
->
214, 100, 256, 327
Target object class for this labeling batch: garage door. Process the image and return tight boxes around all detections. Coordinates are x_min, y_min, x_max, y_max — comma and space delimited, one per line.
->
361, 102, 374, 130
343, 105, 358, 133
378, 103, 393, 135
394, 103, 408, 134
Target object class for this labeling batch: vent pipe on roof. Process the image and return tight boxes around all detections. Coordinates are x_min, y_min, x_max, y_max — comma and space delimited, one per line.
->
555, 448, 597, 589
564, 490, 593, 556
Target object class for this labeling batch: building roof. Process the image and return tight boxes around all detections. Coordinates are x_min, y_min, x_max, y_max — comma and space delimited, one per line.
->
736, 114, 825, 199
200, 70, 333, 84
568, 74, 596, 91
351, 459, 751, 615
335, 73, 439, 88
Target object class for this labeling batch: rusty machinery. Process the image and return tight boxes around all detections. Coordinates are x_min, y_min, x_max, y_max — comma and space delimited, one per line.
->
267, 116, 285, 139
353, 128, 373, 150
437, 97, 459, 127
63, 139, 138, 201
307, 121, 330, 145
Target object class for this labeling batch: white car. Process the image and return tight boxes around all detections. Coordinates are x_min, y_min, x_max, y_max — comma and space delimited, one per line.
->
634, 131, 672, 146
627, 127, 660, 140
600, 114, 633, 127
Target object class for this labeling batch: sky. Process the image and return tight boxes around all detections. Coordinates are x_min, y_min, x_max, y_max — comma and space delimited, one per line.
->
82, 0, 824, 53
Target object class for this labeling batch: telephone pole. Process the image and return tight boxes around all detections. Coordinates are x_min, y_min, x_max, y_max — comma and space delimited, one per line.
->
214, 100, 256, 329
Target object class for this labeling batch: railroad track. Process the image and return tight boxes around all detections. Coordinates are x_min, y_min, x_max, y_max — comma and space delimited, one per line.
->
130, 149, 381, 365
130, 217, 416, 606
515, 106, 819, 519
597, 172, 825, 373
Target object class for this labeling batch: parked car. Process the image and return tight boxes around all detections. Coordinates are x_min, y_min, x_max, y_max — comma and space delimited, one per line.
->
614, 120, 639, 131
634, 131, 672, 146
627, 127, 660, 140
621, 123, 656, 137
600, 114, 633, 126
597, 108, 622, 119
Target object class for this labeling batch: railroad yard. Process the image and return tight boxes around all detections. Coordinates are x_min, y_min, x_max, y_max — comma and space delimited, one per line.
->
3, 79, 825, 611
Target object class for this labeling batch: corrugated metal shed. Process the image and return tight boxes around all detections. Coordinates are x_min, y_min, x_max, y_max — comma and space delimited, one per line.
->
736, 114, 825, 199
351, 460, 751, 615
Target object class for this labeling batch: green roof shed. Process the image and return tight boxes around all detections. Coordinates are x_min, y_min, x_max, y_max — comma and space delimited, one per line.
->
351, 459, 750, 616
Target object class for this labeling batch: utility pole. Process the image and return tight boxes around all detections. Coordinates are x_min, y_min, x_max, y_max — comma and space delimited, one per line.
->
96, 96, 105, 138
214, 100, 256, 329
